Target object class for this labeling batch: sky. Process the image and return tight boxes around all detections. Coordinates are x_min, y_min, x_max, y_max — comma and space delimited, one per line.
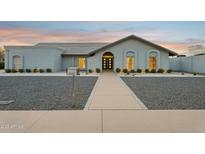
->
0, 21, 205, 53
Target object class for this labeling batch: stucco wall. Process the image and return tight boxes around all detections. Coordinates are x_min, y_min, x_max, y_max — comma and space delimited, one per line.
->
87, 39, 170, 71
5, 47, 63, 72
62, 56, 73, 70
169, 55, 205, 74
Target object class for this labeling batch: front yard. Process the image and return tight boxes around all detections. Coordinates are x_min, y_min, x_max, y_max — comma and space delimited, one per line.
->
122, 77, 205, 109
0, 76, 97, 110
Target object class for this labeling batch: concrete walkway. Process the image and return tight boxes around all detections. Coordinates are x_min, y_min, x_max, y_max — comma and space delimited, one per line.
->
86, 72, 147, 110
1, 110, 205, 132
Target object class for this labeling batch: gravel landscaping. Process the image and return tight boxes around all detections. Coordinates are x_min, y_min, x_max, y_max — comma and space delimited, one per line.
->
0, 76, 97, 110
121, 77, 205, 109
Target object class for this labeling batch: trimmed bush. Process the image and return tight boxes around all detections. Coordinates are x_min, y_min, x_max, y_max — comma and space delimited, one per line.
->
26, 69, 31, 73
88, 69, 93, 73
33, 68, 39, 73
46, 68, 52, 73
11, 69, 17, 73
115, 68, 121, 73
39, 69, 45, 73
167, 69, 172, 73
157, 68, 164, 73
130, 69, 135, 73
19, 69, 24, 73
5, 69, 11, 73
193, 72, 197, 76
77, 68, 80, 75
145, 69, 149, 73
0, 62, 4, 69
137, 69, 142, 73
150, 69, 156, 73
96, 68, 101, 73
122, 68, 128, 74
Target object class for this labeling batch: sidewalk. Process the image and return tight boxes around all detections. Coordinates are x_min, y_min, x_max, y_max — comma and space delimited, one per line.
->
1, 110, 205, 132
86, 72, 147, 110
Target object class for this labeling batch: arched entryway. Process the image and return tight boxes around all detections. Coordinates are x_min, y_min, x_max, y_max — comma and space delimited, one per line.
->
102, 52, 114, 70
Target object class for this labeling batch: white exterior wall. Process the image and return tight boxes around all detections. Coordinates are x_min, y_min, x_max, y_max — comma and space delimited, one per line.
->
5, 47, 63, 72
87, 39, 169, 71
170, 55, 205, 74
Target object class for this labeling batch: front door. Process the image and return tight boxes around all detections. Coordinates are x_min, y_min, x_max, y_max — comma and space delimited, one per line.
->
102, 56, 113, 70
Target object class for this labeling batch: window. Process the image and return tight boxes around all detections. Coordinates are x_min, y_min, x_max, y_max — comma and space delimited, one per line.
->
149, 56, 157, 70
127, 56, 134, 70
13, 55, 22, 69
126, 51, 135, 70
78, 57, 86, 69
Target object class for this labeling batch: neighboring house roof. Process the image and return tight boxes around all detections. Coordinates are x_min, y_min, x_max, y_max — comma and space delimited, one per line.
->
88, 35, 178, 56
36, 42, 109, 55
183, 47, 205, 56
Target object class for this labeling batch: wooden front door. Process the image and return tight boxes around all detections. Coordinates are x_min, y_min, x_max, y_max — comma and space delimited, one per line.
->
102, 56, 113, 70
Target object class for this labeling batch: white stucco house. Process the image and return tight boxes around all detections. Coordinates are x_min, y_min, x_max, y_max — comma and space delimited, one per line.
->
4, 35, 177, 72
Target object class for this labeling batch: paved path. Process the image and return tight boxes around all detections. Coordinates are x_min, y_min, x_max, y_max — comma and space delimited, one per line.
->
86, 72, 147, 110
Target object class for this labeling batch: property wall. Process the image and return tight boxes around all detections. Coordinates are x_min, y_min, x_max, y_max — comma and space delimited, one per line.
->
169, 55, 205, 74
87, 38, 170, 71
5, 47, 63, 72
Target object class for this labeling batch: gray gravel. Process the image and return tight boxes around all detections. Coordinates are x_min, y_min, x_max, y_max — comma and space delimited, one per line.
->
121, 77, 205, 110
0, 76, 97, 110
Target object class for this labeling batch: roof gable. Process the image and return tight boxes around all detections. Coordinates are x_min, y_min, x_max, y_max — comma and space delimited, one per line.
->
89, 35, 178, 56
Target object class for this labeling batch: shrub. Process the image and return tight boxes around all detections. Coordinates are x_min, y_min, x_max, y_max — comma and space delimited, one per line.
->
157, 68, 164, 73
193, 72, 197, 76
11, 69, 17, 73
96, 68, 101, 73
122, 68, 128, 74
26, 69, 31, 73
46, 68, 52, 73
5, 69, 11, 73
19, 69, 24, 73
39, 69, 44, 73
76, 68, 80, 75
145, 69, 149, 73
167, 69, 172, 73
137, 69, 142, 73
33, 68, 39, 73
0, 62, 4, 69
115, 68, 121, 73
130, 69, 135, 73
150, 69, 156, 73
88, 69, 93, 73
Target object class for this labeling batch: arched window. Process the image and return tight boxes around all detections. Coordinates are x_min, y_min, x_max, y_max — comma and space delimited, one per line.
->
149, 52, 157, 70
13, 55, 22, 69
126, 51, 135, 70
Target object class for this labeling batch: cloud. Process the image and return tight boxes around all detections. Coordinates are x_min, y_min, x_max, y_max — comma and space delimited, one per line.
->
1, 26, 204, 54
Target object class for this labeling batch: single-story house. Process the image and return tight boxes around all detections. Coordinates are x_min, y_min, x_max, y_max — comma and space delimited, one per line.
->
4, 35, 177, 72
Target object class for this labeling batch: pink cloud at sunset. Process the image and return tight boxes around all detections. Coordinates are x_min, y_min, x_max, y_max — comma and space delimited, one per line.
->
0, 24, 204, 54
